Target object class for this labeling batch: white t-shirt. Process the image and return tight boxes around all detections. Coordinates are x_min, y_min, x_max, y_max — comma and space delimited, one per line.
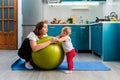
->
61, 36, 74, 53
27, 32, 47, 41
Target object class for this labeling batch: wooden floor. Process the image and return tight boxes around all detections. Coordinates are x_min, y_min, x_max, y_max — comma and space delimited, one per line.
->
0, 50, 120, 80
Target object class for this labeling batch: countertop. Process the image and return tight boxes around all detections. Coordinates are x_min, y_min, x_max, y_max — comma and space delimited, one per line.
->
48, 23, 101, 26
22, 21, 120, 27
48, 21, 120, 25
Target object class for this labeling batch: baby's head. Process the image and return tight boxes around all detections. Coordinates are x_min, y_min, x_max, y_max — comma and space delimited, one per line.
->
62, 26, 71, 35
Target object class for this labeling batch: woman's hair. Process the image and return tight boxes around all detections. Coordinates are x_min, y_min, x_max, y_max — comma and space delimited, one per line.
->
62, 26, 71, 35
33, 21, 45, 36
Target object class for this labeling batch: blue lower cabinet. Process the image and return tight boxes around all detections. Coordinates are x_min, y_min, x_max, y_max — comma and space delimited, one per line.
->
91, 25, 97, 52
78, 26, 89, 50
118, 23, 120, 60
70, 25, 89, 50
70, 32, 77, 49
91, 24, 102, 56
102, 23, 120, 61
48, 25, 62, 36
91, 23, 120, 61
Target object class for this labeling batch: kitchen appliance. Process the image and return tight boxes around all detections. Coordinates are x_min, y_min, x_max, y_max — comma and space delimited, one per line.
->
109, 12, 118, 21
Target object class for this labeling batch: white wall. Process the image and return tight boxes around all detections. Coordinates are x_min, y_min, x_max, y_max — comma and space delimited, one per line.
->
18, 0, 22, 48
103, 0, 120, 20
44, 3, 103, 23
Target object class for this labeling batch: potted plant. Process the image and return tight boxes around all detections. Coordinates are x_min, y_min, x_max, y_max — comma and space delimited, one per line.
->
67, 18, 73, 24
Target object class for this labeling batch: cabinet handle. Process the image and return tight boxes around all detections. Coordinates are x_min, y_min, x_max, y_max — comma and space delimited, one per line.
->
80, 27, 86, 29
49, 27, 55, 28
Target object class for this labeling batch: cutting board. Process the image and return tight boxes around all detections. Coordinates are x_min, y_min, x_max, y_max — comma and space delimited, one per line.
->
70, 15, 77, 24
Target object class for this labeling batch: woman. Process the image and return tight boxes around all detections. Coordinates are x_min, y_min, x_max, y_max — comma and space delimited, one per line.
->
18, 21, 55, 69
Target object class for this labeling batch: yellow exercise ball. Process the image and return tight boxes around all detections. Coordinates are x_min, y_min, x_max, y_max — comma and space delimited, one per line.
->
32, 36, 65, 70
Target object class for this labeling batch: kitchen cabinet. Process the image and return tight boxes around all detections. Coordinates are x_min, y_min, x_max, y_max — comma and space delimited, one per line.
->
48, 23, 120, 61
91, 23, 102, 56
77, 26, 89, 50
70, 25, 89, 50
48, 25, 89, 51
91, 22, 120, 61
90, 22, 120, 61
117, 23, 120, 59
102, 23, 120, 61
48, 25, 62, 36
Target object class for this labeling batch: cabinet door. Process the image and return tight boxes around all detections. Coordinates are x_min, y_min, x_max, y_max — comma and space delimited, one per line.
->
48, 25, 62, 36
103, 23, 118, 61
77, 26, 89, 50
70, 25, 89, 50
91, 24, 102, 56
91, 25, 97, 52
69, 26, 77, 50
117, 23, 120, 60
96, 24, 102, 56
70, 31, 77, 50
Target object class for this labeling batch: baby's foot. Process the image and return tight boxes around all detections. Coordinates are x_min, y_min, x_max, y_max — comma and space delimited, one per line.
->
64, 70, 72, 74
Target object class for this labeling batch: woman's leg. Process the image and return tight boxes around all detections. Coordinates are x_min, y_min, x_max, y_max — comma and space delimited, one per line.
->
18, 38, 32, 62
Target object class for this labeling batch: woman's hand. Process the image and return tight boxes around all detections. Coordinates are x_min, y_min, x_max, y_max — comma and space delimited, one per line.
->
50, 37, 58, 43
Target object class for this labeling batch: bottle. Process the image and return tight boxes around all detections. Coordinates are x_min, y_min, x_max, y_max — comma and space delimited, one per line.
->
79, 16, 83, 24
86, 20, 89, 24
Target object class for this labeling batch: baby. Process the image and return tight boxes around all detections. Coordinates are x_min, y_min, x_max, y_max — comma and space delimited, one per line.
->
55, 26, 76, 74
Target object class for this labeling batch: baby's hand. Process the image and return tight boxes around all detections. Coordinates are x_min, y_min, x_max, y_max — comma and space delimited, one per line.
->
51, 37, 57, 43
54, 37, 60, 42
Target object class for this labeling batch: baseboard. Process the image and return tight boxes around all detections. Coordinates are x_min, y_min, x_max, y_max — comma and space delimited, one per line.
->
77, 50, 92, 53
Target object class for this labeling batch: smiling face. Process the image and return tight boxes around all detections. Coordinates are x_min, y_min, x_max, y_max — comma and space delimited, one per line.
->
40, 23, 48, 35
34, 21, 48, 36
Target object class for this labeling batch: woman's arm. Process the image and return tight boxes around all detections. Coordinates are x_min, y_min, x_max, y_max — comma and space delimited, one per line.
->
30, 39, 54, 52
